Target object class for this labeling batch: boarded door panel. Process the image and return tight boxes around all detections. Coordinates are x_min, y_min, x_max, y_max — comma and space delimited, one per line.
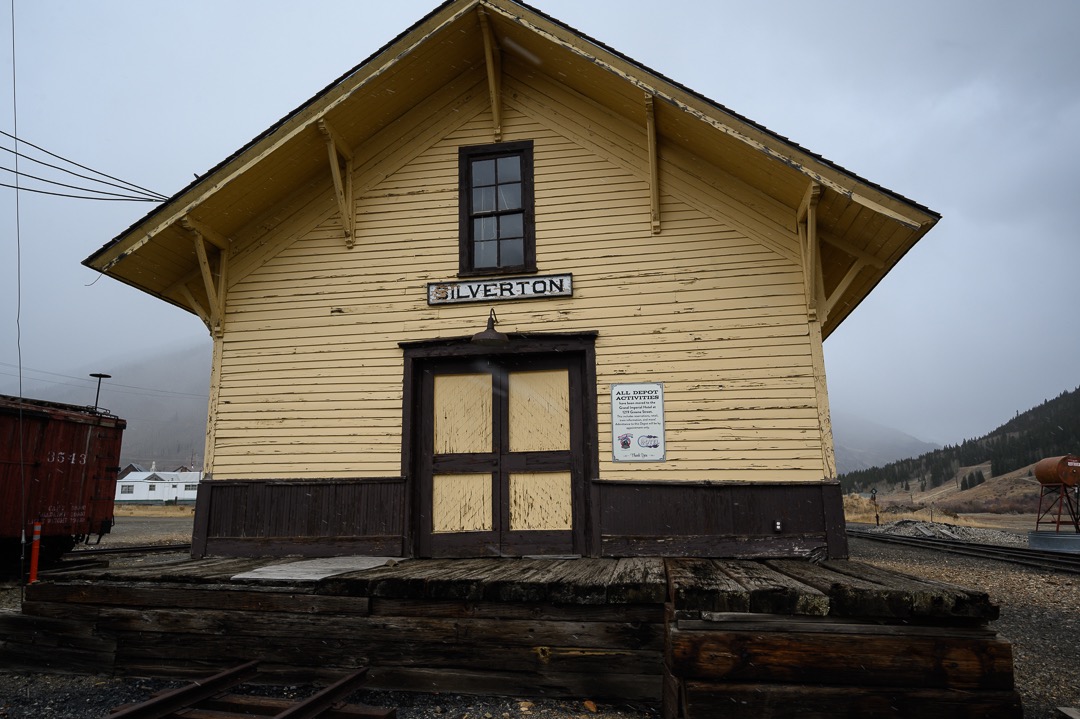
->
508, 369, 569, 452
433, 373, 492, 454
432, 473, 492, 533
509, 471, 572, 530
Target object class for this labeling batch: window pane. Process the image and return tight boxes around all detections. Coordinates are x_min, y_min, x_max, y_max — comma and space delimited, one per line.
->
473, 186, 496, 213
475, 241, 498, 267
501, 238, 524, 267
500, 212, 523, 239
498, 182, 521, 211
474, 216, 497, 241
472, 158, 496, 186
497, 155, 521, 182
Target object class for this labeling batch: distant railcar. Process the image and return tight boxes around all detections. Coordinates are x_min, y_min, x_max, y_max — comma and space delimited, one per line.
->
0, 394, 126, 565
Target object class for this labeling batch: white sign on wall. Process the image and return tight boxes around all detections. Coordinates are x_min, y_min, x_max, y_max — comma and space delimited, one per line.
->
427, 274, 572, 305
611, 382, 666, 462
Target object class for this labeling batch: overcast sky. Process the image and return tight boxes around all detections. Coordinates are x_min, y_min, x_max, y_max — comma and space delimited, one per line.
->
1, 0, 1077, 446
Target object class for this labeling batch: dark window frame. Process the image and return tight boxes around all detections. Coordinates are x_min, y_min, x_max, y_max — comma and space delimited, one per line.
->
458, 140, 536, 277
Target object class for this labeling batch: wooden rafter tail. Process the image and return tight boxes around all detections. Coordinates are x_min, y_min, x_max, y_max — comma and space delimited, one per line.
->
318, 119, 356, 248
478, 8, 502, 142
645, 93, 661, 235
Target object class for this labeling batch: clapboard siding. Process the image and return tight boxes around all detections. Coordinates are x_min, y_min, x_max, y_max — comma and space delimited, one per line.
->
210, 86, 823, 481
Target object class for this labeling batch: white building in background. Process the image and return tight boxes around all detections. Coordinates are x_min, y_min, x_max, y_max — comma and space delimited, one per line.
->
114, 472, 201, 504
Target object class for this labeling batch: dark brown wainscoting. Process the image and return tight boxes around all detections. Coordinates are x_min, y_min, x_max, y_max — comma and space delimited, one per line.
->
191, 477, 846, 560
594, 480, 848, 559
191, 478, 405, 558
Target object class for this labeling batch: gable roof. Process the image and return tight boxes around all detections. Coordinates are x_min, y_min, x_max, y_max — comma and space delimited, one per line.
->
83, 0, 938, 339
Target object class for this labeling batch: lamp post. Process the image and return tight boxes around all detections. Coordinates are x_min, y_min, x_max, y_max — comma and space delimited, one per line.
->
89, 373, 111, 412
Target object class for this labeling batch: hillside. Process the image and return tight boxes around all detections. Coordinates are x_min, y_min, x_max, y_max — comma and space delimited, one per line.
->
839, 385, 1080, 513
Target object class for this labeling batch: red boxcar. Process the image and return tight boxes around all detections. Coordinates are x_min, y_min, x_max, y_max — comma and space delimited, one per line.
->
0, 394, 126, 565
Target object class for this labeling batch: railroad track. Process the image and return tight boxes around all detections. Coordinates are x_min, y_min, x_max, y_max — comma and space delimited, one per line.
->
69, 543, 192, 557
848, 528, 1080, 574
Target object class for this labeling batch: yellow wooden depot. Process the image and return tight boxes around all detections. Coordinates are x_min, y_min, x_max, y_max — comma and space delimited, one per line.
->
84, 0, 938, 559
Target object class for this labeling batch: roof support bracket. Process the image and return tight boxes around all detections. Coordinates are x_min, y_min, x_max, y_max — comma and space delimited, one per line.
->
797, 181, 823, 320
177, 284, 210, 326
317, 119, 355, 249
823, 257, 866, 323
183, 217, 227, 337
477, 8, 503, 142
645, 93, 661, 235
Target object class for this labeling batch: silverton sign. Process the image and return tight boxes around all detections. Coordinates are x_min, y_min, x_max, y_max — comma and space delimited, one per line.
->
427, 273, 573, 305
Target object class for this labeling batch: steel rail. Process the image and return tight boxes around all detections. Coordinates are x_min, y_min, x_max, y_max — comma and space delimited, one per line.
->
847, 529, 1080, 575
69, 543, 191, 556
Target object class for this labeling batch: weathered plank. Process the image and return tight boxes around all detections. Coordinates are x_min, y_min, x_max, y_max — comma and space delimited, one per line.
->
608, 557, 668, 604
666, 558, 749, 613
0, 612, 117, 671
714, 560, 829, 615
24, 584, 369, 615
367, 598, 663, 623
684, 613, 999, 640
111, 631, 661, 678
90, 607, 665, 652
668, 625, 1015, 690
767, 559, 998, 621
767, 559, 933, 620
819, 559, 998, 620
363, 666, 662, 702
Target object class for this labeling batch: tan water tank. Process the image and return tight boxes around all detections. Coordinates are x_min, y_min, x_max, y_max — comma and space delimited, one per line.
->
1033, 455, 1080, 487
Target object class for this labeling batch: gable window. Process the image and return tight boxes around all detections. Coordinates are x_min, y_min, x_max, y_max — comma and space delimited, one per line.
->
459, 141, 535, 276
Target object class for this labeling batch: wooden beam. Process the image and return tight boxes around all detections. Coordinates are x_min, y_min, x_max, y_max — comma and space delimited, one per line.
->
191, 231, 221, 334
819, 231, 886, 269
798, 182, 822, 318
176, 284, 211, 327
823, 259, 866, 324
180, 216, 229, 335
317, 119, 355, 249
644, 93, 661, 235
215, 248, 228, 333
315, 119, 352, 161
478, 8, 502, 142
181, 216, 230, 251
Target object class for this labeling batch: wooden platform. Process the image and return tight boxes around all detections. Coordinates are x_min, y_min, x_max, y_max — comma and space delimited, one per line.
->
0, 556, 1022, 718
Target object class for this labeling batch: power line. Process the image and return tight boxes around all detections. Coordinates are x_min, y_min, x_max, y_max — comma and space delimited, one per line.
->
0, 164, 164, 200
0, 128, 167, 199
0, 180, 158, 199
0, 143, 166, 199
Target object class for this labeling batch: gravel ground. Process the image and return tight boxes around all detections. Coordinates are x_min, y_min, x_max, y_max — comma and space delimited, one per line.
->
2, 520, 1078, 718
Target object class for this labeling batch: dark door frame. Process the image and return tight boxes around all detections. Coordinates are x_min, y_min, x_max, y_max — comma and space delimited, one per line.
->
400, 332, 598, 558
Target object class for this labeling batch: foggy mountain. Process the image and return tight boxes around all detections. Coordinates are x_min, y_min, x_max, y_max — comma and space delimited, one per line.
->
831, 412, 941, 476
2, 340, 212, 469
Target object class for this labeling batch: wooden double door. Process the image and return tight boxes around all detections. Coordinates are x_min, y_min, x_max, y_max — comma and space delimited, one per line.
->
416, 354, 588, 557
